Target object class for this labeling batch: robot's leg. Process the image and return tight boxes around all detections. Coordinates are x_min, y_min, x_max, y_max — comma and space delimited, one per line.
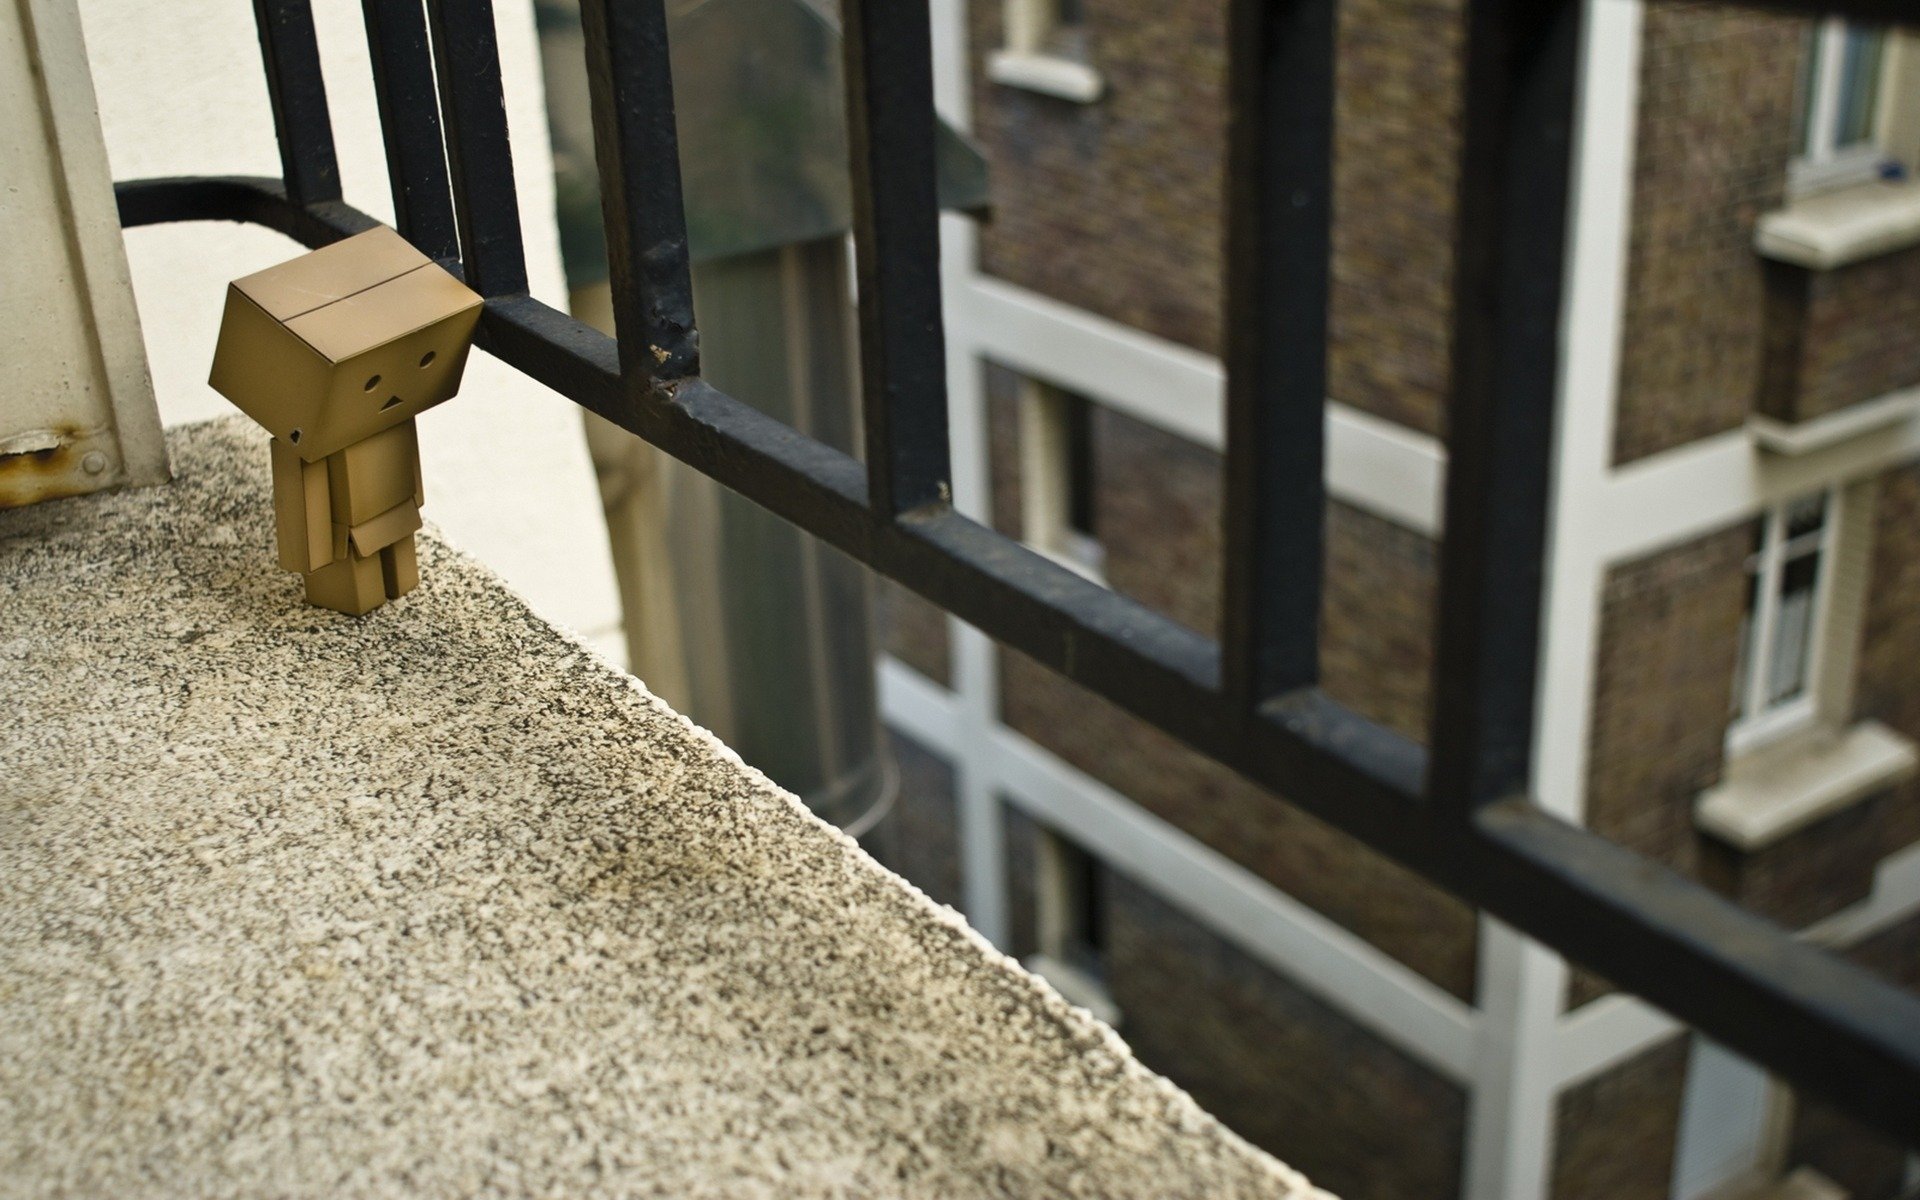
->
380, 535, 419, 601
304, 551, 386, 615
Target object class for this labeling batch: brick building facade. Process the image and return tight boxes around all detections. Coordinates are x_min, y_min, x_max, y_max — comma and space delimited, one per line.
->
864, 2, 1920, 1198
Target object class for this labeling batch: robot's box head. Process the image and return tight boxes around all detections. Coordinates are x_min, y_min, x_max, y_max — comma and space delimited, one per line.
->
209, 227, 483, 461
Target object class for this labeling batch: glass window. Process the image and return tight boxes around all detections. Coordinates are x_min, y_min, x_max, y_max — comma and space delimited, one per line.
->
1730, 490, 1834, 747
1795, 20, 1890, 190
1017, 379, 1106, 579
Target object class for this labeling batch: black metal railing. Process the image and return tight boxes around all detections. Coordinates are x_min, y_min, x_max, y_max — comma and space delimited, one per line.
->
116, 0, 1920, 1144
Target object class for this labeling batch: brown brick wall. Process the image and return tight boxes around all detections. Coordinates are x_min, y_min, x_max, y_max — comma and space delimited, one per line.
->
1324, 503, 1438, 741
1857, 463, 1920, 859
876, 577, 951, 686
1762, 248, 1920, 424
1585, 525, 1750, 873
1108, 873, 1467, 1200
969, 0, 1465, 436
969, 0, 1229, 356
1698, 787, 1891, 928
860, 731, 965, 912
1328, 0, 1464, 438
1572, 523, 1750, 1007
1549, 1037, 1691, 1200
1613, 4, 1806, 464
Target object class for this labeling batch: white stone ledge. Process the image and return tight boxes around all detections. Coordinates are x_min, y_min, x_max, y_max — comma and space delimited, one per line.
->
986, 49, 1105, 103
0, 417, 1313, 1199
1748, 386, 1920, 455
1756, 178, 1920, 271
1697, 721, 1919, 852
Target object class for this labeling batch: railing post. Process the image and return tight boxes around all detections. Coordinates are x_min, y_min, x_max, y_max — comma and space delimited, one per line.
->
424, 0, 529, 297
251, 0, 340, 207
361, 0, 459, 264
840, 0, 952, 517
1218, 0, 1338, 719
1426, 0, 1583, 813
576, 0, 699, 390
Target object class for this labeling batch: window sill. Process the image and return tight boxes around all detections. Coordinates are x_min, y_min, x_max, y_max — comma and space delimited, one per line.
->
1755, 177, 1920, 270
1748, 385, 1920, 455
1710, 1167, 1848, 1200
986, 50, 1105, 104
1696, 721, 1918, 852
1024, 953, 1122, 1028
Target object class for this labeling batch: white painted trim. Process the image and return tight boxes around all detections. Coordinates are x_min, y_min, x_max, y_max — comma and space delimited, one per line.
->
1598, 409, 1920, 564
958, 273, 1447, 534
879, 656, 1482, 1082
1756, 179, 1920, 270
1700, 721, 1919, 850
986, 50, 1104, 104
1552, 992, 1683, 1090
1750, 387, 1920, 456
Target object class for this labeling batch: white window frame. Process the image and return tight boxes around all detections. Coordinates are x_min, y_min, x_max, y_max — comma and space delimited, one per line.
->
1791, 19, 1895, 195
1024, 823, 1121, 1027
1671, 1038, 1791, 1200
1016, 376, 1107, 581
987, 0, 1104, 104
1728, 487, 1842, 756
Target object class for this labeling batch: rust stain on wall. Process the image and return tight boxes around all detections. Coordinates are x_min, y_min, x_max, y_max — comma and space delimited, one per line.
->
0, 426, 105, 510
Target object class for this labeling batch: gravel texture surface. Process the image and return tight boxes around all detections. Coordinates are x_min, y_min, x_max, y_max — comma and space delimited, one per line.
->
0, 417, 1318, 1199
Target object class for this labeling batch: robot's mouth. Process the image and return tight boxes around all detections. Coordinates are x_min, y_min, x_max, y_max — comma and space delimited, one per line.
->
381, 395, 404, 411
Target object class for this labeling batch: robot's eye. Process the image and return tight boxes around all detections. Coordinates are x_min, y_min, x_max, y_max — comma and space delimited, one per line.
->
289, 429, 302, 444
418, 350, 437, 368
364, 374, 382, 391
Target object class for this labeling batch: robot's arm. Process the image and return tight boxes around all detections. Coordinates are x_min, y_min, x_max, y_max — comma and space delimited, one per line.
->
270, 437, 339, 572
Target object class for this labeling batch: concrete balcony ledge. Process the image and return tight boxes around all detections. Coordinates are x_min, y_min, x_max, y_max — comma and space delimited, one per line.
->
0, 417, 1313, 1198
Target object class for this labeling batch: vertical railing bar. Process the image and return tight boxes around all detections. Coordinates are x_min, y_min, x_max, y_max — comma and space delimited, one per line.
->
840, 0, 953, 517
1218, 0, 1337, 718
1426, 0, 1583, 812
576, 0, 698, 387
361, 0, 460, 264
422, 0, 529, 296
252, 0, 342, 206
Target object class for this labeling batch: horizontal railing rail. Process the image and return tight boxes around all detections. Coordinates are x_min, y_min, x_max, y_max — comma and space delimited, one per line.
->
117, 0, 1920, 1144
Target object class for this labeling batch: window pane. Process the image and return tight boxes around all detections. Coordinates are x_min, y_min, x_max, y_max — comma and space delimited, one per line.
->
1835, 27, 1886, 149
1733, 570, 1759, 719
1767, 550, 1822, 707
1798, 26, 1823, 157
1784, 491, 1829, 541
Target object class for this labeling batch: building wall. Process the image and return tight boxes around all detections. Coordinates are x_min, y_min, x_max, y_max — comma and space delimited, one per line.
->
1856, 463, 1920, 857
1764, 249, 1920, 423
861, 731, 966, 912
1549, 1038, 1691, 1200
968, 0, 1465, 438
1328, 0, 1464, 439
1612, 4, 1805, 464
968, 0, 1228, 356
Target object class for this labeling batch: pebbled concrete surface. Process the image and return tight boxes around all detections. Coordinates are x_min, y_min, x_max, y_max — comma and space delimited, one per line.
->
0, 417, 1320, 1199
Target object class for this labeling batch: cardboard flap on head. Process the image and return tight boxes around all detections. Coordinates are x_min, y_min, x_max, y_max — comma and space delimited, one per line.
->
284, 264, 483, 364
233, 227, 430, 322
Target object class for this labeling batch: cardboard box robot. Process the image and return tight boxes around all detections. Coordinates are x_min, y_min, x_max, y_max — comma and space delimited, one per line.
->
209, 228, 483, 615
